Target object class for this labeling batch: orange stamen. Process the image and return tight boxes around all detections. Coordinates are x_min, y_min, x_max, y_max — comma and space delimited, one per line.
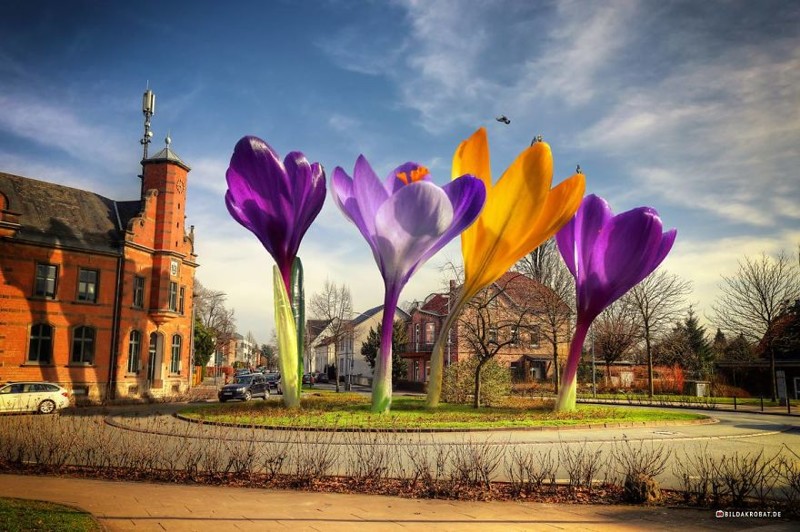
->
396, 166, 430, 185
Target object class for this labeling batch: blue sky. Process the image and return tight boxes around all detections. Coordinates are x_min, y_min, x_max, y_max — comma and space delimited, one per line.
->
1, 0, 798, 344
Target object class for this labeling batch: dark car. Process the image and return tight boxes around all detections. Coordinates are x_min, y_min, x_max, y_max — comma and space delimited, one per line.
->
264, 373, 281, 394
302, 373, 315, 387
218, 373, 269, 402
313, 372, 329, 384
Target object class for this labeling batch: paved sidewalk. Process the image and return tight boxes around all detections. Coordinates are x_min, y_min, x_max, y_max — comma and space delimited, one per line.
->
0, 474, 795, 531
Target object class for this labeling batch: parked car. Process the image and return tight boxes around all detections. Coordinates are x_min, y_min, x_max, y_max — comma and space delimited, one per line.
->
313, 372, 329, 384
264, 373, 281, 394
302, 373, 316, 387
218, 373, 269, 402
0, 382, 70, 414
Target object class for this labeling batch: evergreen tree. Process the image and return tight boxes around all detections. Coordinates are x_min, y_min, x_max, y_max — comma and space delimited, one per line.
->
684, 307, 713, 377
361, 320, 408, 384
723, 333, 755, 362
193, 316, 215, 367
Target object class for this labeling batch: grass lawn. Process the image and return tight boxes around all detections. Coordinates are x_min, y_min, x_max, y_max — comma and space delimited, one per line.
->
0, 498, 102, 532
179, 392, 706, 429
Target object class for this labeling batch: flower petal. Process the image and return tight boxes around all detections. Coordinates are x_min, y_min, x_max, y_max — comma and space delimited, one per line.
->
415, 174, 486, 269
373, 181, 453, 283
452, 127, 492, 189
352, 155, 389, 239
460, 141, 563, 297
556, 194, 612, 281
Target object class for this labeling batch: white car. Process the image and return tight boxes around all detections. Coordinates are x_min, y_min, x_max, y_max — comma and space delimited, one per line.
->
0, 382, 71, 414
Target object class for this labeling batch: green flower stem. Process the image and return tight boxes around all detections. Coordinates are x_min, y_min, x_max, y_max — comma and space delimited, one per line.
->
425, 295, 465, 408
292, 258, 305, 402
555, 319, 589, 412
273, 265, 300, 408
372, 284, 400, 413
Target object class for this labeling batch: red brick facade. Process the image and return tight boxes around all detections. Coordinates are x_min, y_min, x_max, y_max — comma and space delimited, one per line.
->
401, 274, 571, 383
0, 148, 197, 400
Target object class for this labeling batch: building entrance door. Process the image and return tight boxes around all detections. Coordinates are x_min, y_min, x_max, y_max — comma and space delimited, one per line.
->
146, 332, 163, 390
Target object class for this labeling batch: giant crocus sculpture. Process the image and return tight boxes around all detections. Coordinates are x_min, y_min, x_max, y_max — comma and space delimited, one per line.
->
332, 156, 486, 413
426, 128, 585, 407
554, 194, 676, 411
225, 136, 326, 408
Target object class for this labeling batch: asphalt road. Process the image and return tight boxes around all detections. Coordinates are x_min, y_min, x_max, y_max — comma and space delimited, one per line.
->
81, 397, 800, 491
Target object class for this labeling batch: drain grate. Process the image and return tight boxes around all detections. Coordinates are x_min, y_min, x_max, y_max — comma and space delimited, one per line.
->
653, 430, 678, 435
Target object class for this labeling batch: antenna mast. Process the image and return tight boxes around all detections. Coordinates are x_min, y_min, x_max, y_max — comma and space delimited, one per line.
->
139, 84, 155, 198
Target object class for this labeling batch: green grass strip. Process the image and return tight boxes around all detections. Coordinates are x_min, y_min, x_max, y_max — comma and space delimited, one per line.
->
179, 393, 705, 430
0, 498, 102, 532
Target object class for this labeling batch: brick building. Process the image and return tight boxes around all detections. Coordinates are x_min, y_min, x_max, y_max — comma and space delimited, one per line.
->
0, 139, 197, 400
402, 273, 571, 383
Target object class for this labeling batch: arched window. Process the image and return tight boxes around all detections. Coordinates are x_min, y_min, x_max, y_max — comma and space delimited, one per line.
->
170, 335, 182, 374
127, 330, 142, 373
28, 323, 53, 363
71, 326, 95, 364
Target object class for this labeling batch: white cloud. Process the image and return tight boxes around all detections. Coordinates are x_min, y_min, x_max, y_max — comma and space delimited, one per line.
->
662, 229, 800, 326
523, 0, 638, 106
0, 93, 129, 168
576, 36, 800, 227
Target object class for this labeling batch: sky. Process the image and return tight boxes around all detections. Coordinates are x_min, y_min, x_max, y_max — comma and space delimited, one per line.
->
1, 0, 798, 345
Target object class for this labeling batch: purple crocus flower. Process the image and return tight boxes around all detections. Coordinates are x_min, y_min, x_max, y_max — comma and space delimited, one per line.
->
554, 194, 676, 411
332, 156, 486, 412
225, 136, 326, 293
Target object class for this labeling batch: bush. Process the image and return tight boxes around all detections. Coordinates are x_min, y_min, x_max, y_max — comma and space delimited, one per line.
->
443, 357, 511, 406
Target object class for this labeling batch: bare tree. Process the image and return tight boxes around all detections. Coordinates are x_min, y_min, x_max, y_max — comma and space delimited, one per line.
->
592, 298, 639, 385
515, 238, 575, 393
459, 273, 542, 408
626, 270, 692, 397
711, 252, 800, 400
309, 280, 353, 392
194, 280, 236, 364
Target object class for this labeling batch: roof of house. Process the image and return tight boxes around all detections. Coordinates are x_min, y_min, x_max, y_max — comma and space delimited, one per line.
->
492, 272, 564, 312
413, 271, 569, 316
0, 171, 141, 253
306, 319, 331, 343
352, 304, 411, 327
418, 293, 450, 315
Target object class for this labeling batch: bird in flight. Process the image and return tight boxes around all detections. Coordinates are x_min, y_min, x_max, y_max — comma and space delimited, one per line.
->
495, 115, 511, 124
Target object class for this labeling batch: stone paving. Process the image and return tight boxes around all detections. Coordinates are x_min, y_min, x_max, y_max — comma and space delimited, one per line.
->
1, 474, 796, 531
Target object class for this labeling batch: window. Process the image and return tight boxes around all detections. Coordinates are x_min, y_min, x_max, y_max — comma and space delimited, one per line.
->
28, 323, 53, 363
77, 268, 98, 302
510, 326, 519, 345
168, 282, 178, 311
424, 322, 435, 344
71, 326, 95, 364
34, 264, 58, 298
170, 335, 182, 374
529, 325, 540, 347
133, 276, 145, 308
127, 330, 141, 373
488, 327, 498, 344
178, 286, 186, 314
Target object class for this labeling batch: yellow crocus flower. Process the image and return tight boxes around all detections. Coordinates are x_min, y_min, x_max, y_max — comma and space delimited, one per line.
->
426, 127, 585, 407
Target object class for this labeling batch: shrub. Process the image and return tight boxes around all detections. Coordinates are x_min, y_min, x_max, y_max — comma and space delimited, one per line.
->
443, 357, 511, 406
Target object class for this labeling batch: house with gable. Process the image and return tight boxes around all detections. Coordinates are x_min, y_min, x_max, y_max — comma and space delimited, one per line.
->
0, 129, 197, 400
401, 272, 571, 384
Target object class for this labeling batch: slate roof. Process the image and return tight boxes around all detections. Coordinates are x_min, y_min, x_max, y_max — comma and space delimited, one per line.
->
145, 146, 190, 171
306, 319, 331, 343
352, 304, 411, 327
0, 171, 141, 254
